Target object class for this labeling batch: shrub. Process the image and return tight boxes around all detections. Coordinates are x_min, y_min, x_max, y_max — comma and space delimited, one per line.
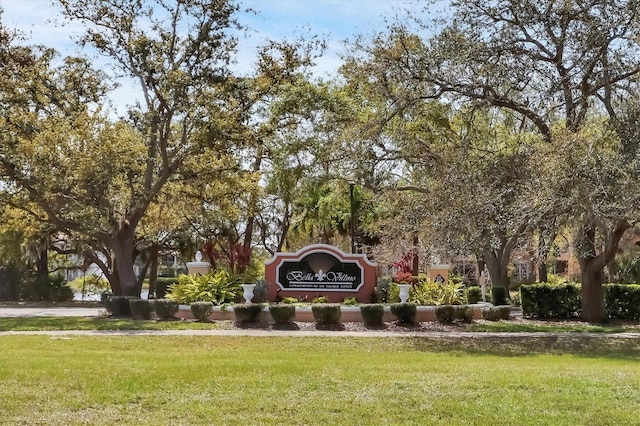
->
154, 299, 179, 319
360, 304, 384, 327
482, 306, 511, 321
190, 301, 213, 322
168, 270, 241, 305
342, 297, 358, 306
520, 283, 581, 318
466, 286, 482, 304
269, 304, 296, 325
129, 298, 153, 320
280, 296, 298, 304
312, 296, 329, 304
106, 295, 137, 317
410, 277, 466, 305
454, 305, 473, 322
390, 302, 417, 324
435, 305, 455, 323
155, 277, 178, 299
604, 284, 640, 320
491, 287, 508, 305
311, 304, 341, 326
24, 275, 74, 302
233, 303, 263, 324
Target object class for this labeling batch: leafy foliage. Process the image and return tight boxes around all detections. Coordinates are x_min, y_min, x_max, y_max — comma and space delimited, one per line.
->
359, 304, 384, 327
190, 302, 213, 322
409, 277, 466, 306
168, 271, 241, 305
390, 302, 417, 324
233, 303, 263, 324
153, 299, 179, 320
268, 304, 296, 325
311, 304, 341, 326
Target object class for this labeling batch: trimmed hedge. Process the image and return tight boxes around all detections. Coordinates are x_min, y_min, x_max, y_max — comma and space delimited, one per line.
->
190, 302, 213, 322
520, 283, 581, 318
269, 304, 296, 325
491, 287, 508, 305
604, 284, 640, 320
233, 303, 263, 324
360, 304, 384, 327
129, 298, 153, 320
106, 295, 138, 317
390, 302, 417, 324
155, 277, 178, 299
435, 305, 455, 323
154, 299, 179, 319
311, 304, 341, 326
482, 306, 511, 321
454, 306, 473, 322
467, 286, 482, 304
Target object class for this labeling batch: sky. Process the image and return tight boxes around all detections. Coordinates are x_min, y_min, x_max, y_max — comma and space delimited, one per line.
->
0, 0, 419, 105
0, 0, 421, 113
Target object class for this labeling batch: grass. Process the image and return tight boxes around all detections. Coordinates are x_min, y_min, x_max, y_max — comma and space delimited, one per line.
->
0, 316, 224, 331
1, 336, 640, 425
467, 321, 638, 333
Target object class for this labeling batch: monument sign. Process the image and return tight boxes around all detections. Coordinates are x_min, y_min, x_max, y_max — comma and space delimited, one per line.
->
265, 244, 377, 302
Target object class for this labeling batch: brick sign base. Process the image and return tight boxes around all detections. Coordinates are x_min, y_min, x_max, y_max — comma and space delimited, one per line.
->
264, 244, 377, 303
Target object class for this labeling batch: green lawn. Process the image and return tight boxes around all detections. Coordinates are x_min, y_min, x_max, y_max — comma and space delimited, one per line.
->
1, 335, 640, 425
0, 316, 225, 331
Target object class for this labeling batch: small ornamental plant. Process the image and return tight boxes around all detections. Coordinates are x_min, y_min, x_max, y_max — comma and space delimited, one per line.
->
269, 304, 296, 325
106, 295, 137, 317
233, 303, 263, 324
393, 271, 415, 285
129, 298, 153, 320
360, 304, 384, 327
390, 302, 417, 324
482, 306, 511, 321
154, 299, 179, 320
190, 302, 213, 322
435, 305, 455, 324
311, 303, 341, 326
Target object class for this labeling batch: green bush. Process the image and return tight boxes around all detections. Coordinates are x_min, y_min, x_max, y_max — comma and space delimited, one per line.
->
129, 298, 153, 320
520, 283, 581, 318
168, 270, 241, 305
280, 297, 298, 304
466, 286, 482, 304
106, 295, 137, 317
482, 306, 511, 321
435, 305, 455, 323
155, 277, 178, 299
24, 275, 74, 302
604, 284, 640, 320
251, 280, 268, 303
360, 304, 384, 327
390, 302, 417, 324
154, 299, 179, 319
312, 296, 329, 304
311, 304, 341, 326
410, 277, 466, 305
342, 297, 358, 306
269, 304, 296, 325
454, 305, 473, 322
190, 301, 213, 322
233, 303, 263, 324
491, 287, 508, 305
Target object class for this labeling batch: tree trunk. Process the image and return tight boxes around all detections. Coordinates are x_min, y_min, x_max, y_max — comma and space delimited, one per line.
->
412, 232, 419, 276
147, 243, 159, 298
580, 260, 605, 322
484, 249, 509, 289
576, 218, 630, 322
110, 229, 139, 296
36, 248, 48, 280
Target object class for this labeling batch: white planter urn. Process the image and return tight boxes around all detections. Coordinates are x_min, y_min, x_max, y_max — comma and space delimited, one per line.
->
398, 284, 411, 303
240, 284, 256, 304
